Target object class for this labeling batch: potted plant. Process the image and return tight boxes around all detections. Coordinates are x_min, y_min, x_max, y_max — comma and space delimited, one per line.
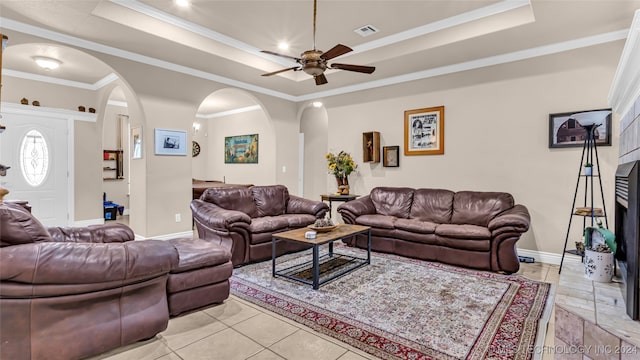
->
582, 222, 617, 282
326, 151, 357, 195
584, 162, 593, 176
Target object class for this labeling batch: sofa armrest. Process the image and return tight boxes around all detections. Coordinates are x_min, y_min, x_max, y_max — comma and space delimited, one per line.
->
47, 223, 135, 243
487, 204, 530, 234
287, 195, 329, 218
190, 199, 251, 230
0, 240, 177, 285
337, 195, 375, 224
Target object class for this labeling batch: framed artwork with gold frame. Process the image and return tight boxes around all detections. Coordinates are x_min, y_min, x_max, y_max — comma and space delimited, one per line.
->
404, 106, 444, 155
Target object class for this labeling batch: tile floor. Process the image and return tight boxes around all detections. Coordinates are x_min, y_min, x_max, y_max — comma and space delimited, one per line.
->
97, 216, 559, 360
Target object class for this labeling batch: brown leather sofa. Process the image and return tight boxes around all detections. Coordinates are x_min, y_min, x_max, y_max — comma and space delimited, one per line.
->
191, 185, 329, 266
337, 187, 530, 273
0, 201, 232, 360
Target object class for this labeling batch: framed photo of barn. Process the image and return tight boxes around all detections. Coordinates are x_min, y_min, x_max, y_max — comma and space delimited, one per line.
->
549, 108, 612, 148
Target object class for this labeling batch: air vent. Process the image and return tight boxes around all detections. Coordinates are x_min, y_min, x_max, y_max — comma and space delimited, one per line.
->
354, 24, 379, 37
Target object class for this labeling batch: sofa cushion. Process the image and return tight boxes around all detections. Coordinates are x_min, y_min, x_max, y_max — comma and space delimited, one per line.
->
249, 216, 290, 233
435, 223, 491, 240
394, 218, 437, 234
167, 238, 231, 273
370, 187, 414, 219
279, 213, 317, 228
450, 191, 514, 227
0, 202, 52, 246
251, 185, 289, 217
409, 189, 454, 224
201, 187, 258, 218
356, 214, 396, 229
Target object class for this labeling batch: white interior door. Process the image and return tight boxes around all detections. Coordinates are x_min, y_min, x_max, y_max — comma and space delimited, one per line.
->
0, 113, 69, 226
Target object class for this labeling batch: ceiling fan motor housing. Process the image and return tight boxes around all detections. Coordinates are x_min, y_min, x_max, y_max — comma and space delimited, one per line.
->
301, 50, 326, 76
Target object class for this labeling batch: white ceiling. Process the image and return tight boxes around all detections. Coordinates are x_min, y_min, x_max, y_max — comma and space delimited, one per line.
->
1, 0, 639, 113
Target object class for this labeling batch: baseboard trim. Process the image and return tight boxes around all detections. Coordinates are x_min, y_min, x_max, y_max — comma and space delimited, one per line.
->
73, 218, 105, 227
517, 248, 582, 265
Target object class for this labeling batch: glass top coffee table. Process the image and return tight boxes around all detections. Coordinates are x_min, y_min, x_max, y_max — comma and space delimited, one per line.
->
272, 224, 371, 290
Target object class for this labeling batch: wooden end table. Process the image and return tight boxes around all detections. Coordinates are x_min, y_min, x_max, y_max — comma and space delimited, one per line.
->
320, 194, 358, 218
272, 224, 371, 290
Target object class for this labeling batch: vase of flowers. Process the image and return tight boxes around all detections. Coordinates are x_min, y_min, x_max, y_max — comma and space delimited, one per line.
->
326, 151, 357, 195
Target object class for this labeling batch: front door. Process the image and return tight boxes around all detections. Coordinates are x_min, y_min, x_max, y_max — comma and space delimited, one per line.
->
0, 112, 69, 226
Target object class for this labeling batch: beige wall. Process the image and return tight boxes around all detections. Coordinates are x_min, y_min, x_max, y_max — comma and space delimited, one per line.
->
309, 55, 620, 256
192, 119, 209, 181
301, 106, 328, 200
206, 109, 276, 185
74, 120, 101, 221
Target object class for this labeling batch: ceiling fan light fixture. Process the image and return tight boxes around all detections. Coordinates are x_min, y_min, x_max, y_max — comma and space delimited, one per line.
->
33, 56, 62, 70
175, 0, 190, 7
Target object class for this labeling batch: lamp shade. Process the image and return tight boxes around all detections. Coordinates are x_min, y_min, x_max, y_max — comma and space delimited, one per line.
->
570, 110, 611, 126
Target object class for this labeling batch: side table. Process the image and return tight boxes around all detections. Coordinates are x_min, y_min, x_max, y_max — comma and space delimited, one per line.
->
320, 194, 358, 218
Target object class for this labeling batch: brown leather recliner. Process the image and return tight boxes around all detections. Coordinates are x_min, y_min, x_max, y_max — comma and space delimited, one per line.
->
0, 202, 178, 360
191, 185, 329, 266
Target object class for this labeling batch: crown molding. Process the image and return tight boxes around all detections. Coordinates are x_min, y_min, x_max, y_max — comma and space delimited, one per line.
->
1, 101, 97, 122
196, 105, 261, 119
0, 17, 628, 104
3, 69, 118, 90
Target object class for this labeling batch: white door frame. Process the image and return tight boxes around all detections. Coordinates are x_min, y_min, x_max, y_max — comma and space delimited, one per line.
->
1, 102, 96, 225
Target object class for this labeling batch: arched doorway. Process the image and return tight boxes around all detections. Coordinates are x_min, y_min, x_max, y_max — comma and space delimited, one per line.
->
193, 88, 276, 186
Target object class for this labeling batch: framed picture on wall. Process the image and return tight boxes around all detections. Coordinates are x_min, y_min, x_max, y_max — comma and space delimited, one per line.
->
548, 108, 612, 148
225, 134, 259, 163
131, 126, 142, 159
404, 106, 445, 155
154, 128, 187, 156
383, 146, 400, 167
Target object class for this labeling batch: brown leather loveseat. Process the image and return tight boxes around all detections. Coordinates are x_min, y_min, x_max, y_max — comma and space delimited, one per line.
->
337, 187, 530, 273
191, 185, 329, 266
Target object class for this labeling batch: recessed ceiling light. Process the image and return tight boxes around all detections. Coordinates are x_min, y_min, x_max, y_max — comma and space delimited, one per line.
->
33, 56, 62, 70
278, 42, 289, 51
175, 0, 190, 7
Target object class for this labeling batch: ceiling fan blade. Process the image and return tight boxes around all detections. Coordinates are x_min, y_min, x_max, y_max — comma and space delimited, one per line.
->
321, 44, 352, 60
260, 50, 301, 62
314, 73, 328, 85
330, 63, 376, 74
261, 66, 300, 76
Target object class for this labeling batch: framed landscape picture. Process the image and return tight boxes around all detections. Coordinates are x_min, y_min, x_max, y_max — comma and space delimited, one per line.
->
225, 134, 259, 163
154, 128, 187, 156
549, 108, 612, 148
404, 106, 444, 155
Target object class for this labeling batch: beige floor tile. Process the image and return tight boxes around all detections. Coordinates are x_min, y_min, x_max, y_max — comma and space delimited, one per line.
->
233, 312, 299, 347
337, 351, 371, 360
247, 349, 286, 360
87, 338, 172, 360
175, 328, 263, 360
269, 330, 348, 360
159, 311, 228, 350
204, 298, 262, 326
155, 353, 183, 360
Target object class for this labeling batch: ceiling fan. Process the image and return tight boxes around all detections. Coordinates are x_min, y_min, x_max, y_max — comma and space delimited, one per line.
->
260, 0, 375, 85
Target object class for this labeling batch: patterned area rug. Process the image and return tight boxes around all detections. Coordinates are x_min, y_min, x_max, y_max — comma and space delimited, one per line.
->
231, 245, 553, 360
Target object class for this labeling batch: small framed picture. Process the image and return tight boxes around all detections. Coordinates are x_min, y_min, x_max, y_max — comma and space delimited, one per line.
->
154, 128, 187, 156
548, 108, 612, 148
383, 146, 400, 167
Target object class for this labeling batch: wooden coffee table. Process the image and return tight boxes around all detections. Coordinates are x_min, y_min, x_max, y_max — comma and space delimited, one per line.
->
272, 224, 371, 290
